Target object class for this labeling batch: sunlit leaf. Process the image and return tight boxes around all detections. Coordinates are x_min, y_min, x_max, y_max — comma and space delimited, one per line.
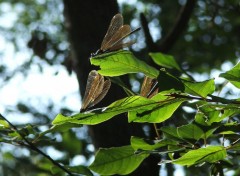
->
91, 50, 159, 78
183, 79, 215, 98
52, 96, 156, 125
173, 146, 226, 166
128, 98, 186, 123
219, 62, 240, 88
89, 145, 149, 175
149, 52, 182, 71
196, 104, 240, 125
0, 119, 10, 128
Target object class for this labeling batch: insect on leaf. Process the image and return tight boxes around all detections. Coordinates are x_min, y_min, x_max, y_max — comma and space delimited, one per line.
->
80, 70, 111, 112
101, 14, 123, 51
92, 13, 140, 56
140, 76, 158, 98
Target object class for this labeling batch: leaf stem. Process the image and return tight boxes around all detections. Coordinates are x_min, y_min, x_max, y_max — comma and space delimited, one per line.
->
168, 93, 240, 105
153, 123, 160, 139
0, 113, 73, 176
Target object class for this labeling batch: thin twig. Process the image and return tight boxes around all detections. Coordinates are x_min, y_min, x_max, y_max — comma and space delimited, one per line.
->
140, 13, 157, 52
153, 123, 160, 139
0, 114, 73, 176
158, 0, 197, 53
167, 93, 240, 105
230, 138, 240, 147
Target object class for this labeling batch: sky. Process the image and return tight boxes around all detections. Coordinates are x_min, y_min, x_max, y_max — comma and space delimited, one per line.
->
0, 2, 80, 124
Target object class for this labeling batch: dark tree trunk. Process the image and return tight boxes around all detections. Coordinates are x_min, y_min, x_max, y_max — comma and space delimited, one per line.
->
63, 0, 159, 175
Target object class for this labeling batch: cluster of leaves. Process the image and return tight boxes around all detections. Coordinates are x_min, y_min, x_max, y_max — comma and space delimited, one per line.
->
47, 50, 240, 175
1, 50, 240, 175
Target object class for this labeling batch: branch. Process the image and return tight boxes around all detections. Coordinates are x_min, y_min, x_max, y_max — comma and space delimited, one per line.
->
168, 93, 240, 105
140, 0, 196, 53
140, 13, 158, 52
158, 0, 196, 53
0, 114, 73, 176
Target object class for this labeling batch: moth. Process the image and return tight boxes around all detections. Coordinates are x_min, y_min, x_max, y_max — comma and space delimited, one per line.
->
80, 70, 111, 112
92, 13, 140, 56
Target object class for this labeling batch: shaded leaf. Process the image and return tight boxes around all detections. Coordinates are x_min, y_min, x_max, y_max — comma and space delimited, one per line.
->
89, 145, 149, 175
131, 136, 177, 151
177, 124, 204, 141
157, 70, 184, 91
68, 165, 93, 176
39, 123, 83, 138
161, 126, 184, 142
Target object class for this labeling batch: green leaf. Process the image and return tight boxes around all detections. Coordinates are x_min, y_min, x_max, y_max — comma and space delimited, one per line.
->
51, 165, 93, 176
39, 123, 83, 138
68, 165, 93, 176
196, 104, 240, 125
219, 62, 240, 88
52, 96, 155, 125
0, 119, 10, 128
177, 124, 204, 141
160, 126, 184, 141
131, 136, 177, 151
173, 146, 226, 166
89, 145, 149, 175
219, 131, 235, 135
128, 98, 185, 123
149, 52, 182, 71
157, 70, 185, 91
214, 123, 240, 136
91, 50, 159, 78
183, 79, 215, 98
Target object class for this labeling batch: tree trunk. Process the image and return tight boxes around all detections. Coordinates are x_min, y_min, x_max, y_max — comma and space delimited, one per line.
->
63, 0, 159, 175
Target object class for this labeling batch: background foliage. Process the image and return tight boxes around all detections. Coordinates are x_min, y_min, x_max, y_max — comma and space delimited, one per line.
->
0, 0, 240, 175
